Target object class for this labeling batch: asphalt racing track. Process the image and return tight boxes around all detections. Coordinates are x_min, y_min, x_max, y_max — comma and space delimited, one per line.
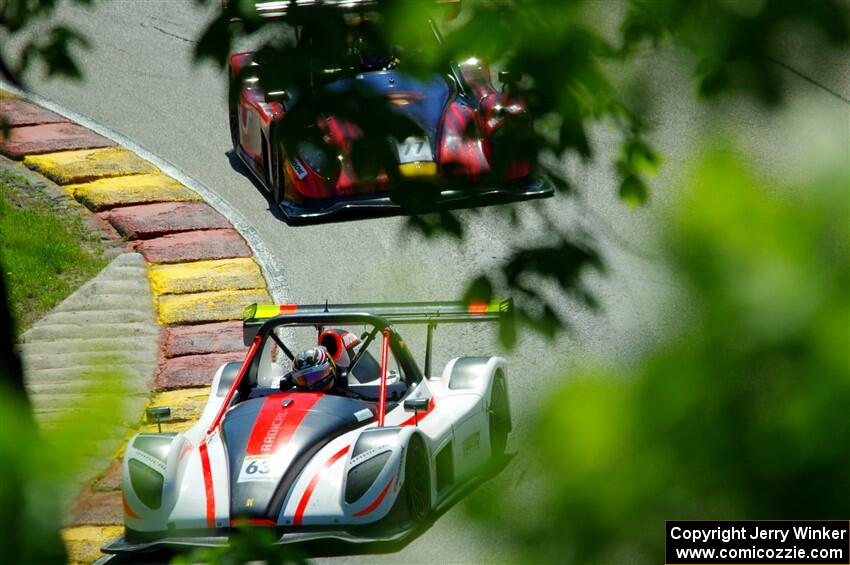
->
11, 2, 849, 562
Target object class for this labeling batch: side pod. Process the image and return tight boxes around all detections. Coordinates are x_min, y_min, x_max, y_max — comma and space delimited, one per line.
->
341, 426, 423, 524
443, 355, 511, 431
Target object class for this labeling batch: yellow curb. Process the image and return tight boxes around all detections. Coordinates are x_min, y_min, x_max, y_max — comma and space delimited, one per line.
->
148, 386, 210, 422
63, 525, 123, 565
23, 147, 159, 184
66, 173, 201, 210
157, 288, 273, 325
113, 387, 209, 458
148, 257, 266, 296
0, 89, 14, 100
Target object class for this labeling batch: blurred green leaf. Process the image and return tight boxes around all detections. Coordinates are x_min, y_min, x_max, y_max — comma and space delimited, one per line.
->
618, 174, 648, 207
463, 274, 494, 304
464, 147, 850, 562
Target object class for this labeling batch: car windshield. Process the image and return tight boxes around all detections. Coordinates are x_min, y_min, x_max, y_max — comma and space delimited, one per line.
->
300, 17, 431, 80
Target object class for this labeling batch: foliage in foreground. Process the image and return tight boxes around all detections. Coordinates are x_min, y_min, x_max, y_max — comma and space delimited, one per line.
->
0, 0, 93, 86
465, 149, 850, 562
0, 374, 130, 563
0, 169, 108, 333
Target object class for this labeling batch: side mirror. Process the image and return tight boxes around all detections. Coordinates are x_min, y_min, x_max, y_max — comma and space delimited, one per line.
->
146, 406, 172, 433
403, 397, 429, 426
404, 397, 429, 411
498, 70, 519, 91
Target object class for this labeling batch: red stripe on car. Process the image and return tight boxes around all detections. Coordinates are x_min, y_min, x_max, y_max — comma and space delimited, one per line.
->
199, 441, 215, 528
230, 518, 277, 527
326, 117, 349, 152
352, 475, 396, 517
178, 442, 192, 462
449, 102, 466, 130
245, 393, 322, 455
293, 445, 351, 525
123, 493, 141, 520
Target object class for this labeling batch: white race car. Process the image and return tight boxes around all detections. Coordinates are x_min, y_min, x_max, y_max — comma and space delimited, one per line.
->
104, 300, 512, 552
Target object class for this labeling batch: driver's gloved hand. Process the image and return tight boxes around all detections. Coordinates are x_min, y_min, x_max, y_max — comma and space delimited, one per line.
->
279, 372, 294, 391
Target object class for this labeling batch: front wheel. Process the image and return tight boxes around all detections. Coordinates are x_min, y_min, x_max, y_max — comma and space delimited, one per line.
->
403, 434, 431, 524
268, 129, 286, 205
489, 374, 510, 458
228, 79, 239, 151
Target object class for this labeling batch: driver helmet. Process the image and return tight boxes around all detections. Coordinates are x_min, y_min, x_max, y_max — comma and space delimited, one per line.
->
349, 20, 393, 71
292, 346, 337, 391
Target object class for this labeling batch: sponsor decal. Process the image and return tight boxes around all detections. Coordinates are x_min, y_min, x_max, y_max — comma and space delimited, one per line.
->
245, 393, 321, 455
133, 449, 167, 473
396, 136, 433, 164
386, 91, 424, 107
290, 158, 308, 179
237, 455, 281, 484
261, 411, 286, 454
462, 431, 481, 457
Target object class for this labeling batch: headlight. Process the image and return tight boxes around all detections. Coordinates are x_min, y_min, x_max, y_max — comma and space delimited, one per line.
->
346, 429, 400, 503
345, 451, 392, 503
128, 460, 164, 510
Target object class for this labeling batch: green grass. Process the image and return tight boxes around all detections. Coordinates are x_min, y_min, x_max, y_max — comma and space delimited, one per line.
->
0, 169, 108, 334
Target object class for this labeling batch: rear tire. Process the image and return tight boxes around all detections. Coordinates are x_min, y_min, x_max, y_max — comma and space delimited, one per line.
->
489, 374, 510, 458
228, 78, 239, 151
403, 434, 431, 524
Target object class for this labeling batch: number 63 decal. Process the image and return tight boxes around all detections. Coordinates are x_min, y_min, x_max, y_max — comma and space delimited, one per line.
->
237, 456, 278, 483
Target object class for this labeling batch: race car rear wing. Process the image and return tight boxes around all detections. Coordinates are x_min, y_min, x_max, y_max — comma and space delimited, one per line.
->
243, 299, 511, 379
228, 0, 461, 21
242, 299, 511, 343
254, 0, 377, 19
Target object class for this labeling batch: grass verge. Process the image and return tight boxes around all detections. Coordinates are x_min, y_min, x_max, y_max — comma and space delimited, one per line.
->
0, 168, 109, 333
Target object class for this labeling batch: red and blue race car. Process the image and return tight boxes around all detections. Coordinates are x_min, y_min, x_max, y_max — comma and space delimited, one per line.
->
228, 0, 553, 224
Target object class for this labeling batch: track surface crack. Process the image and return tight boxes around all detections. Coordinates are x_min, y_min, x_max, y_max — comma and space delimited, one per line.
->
142, 22, 196, 44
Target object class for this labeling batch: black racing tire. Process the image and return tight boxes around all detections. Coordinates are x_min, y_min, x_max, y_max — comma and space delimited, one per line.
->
403, 434, 431, 524
269, 128, 285, 205
228, 77, 239, 151
489, 373, 510, 458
